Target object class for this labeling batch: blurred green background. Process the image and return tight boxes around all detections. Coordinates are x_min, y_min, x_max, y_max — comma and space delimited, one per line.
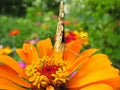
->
0, 0, 120, 68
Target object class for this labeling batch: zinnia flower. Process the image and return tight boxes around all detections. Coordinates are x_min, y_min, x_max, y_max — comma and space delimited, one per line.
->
36, 11, 42, 15
65, 30, 89, 45
64, 20, 71, 25
65, 31, 77, 43
42, 24, 48, 29
9, 29, 20, 36
0, 47, 12, 55
0, 38, 120, 90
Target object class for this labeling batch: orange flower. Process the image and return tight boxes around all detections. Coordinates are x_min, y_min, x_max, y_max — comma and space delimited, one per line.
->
0, 47, 12, 55
0, 38, 120, 90
65, 31, 77, 43
65, 31, 89, 45
64, 20, 71, 25
9, 29, 20, 36
42, 24, 48, 29
36, 11, 42, 15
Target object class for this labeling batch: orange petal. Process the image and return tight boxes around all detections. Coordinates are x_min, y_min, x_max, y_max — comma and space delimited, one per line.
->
67, 54, 119, 88
68, 88, 79, 90
16, 49, 31, 64
24, 43, 39, 62
1, 64, 18, 75
100, 77, 120, 89
72, 54, 112, 79
80, 84, 113, 90
46, 86, 55, 90
67, 48, 98, 73
53, 51, 64, 59
67, 66, 119, 88
0, 55, 27, 79
17, 43, 39, 64
0, 65, 31, 88
37, 38, 53, 57
64, 40, 82, 63
68, 54, 111, 80
0, 78, 26, 90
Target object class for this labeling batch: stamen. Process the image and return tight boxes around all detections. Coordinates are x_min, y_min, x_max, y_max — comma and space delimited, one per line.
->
25, 56, 69, 89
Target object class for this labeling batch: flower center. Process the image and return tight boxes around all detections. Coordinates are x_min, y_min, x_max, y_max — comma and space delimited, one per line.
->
40, 65, 59, 80
25, 56, 69, 89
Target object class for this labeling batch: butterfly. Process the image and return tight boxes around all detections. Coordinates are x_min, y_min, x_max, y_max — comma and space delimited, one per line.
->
54, 1, 79, 58
54, 1, 65, 53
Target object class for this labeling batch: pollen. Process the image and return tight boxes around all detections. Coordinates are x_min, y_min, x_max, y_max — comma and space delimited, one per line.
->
25, 56, 69, 89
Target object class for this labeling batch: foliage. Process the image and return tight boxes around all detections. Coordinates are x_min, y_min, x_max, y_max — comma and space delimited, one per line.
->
0, 14, 57, 48
65, 0, 120, 66
0, 0, 61, 16
0, 0, 29, 16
